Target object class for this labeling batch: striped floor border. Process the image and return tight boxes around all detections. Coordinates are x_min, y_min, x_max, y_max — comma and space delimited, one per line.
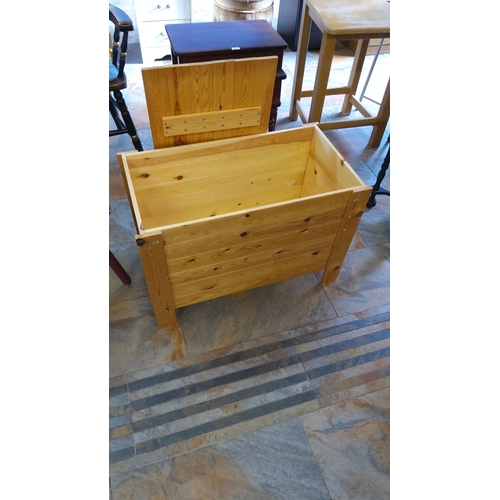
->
109, 311, 390, 474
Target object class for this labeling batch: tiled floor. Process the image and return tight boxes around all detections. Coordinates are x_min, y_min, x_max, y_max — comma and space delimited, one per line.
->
109, 10, 390, 498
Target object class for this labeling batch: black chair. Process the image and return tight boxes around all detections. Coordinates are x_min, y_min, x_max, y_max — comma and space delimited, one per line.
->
109, 4, 143, 151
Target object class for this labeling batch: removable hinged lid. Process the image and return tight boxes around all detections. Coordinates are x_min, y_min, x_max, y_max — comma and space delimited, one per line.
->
141, 56, 278, 148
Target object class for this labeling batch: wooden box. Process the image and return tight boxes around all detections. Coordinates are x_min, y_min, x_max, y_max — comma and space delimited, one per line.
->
118, 123, 371, 329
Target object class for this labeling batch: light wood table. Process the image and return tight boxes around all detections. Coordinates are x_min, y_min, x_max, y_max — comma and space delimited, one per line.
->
289, 0, 390, 147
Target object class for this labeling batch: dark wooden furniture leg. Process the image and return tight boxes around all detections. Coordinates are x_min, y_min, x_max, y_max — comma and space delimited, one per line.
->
111, 90, 144, 152
366, 146, 390, 208
109, 250, 132, 285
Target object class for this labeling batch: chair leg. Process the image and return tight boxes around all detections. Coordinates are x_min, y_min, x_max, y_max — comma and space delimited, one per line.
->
109, 250, 132, 285
111, 90, 144, 151
109, 95, 126, 130
366, 147, 390, 208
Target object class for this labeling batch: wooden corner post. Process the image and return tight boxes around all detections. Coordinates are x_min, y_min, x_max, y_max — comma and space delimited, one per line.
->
322, 187, 372, 285
135, 232, 178, 329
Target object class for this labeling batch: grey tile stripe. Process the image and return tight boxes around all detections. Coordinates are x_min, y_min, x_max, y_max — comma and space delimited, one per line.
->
134, 391, 318, 456
292, 312, 389, 346
132, 372, 310, 433
109, 446, 135, 464
299, 328, 390, 363
124, 312, 390, 393
307, 347, 390, 380
128, 328, 388, 414
109, 314, 390, 464
109, 384, 128, 399
129, 352, 302, 412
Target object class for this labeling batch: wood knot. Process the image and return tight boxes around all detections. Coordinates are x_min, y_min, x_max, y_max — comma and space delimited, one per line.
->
138, 173, 150, 178
175, 175, 183, 180
240, 232, 248, 237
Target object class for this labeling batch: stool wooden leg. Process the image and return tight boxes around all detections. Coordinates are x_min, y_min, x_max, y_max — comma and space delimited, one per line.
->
368, 78, 390, 148
309, 34, 337, 123
342, 39, 370, 116
290, 3, 312, 121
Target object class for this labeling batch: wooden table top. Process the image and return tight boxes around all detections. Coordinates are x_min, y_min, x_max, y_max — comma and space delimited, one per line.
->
165, 20, 288, 56
307, 0, 390, 37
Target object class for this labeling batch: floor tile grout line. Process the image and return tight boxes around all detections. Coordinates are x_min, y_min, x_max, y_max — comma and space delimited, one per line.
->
109, 332, 389, 435
113, 341, 389, 443
131, 371, 310, 434
129, 350, 303, 412
110, 395, 321, 473
110, 366, 389, 466
109, 315, 390, 465
109, 315, 390, 425
116, 312, 390, 396
134, 390, 319, 458
110, 353, 391, 467
110, 348, 310, 463
110, 347, 389, 462
299, 328, 389, 362
122, 323, 389, 415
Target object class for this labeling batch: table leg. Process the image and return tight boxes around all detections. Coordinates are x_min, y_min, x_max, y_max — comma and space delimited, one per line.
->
290, 2, 312, 121
368, 78, 390, 148
171, 48, 179, 65
342, 38, 370, 115
309, 33, 337, 123
269, 105, 278, 131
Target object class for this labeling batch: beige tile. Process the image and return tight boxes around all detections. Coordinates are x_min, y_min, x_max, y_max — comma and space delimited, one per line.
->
110, 295, 186, 378
302, 387, 390, 500
320, 244, 390, 317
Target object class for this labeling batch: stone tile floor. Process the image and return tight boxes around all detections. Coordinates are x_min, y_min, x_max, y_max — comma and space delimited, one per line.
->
110, 30, 390, 499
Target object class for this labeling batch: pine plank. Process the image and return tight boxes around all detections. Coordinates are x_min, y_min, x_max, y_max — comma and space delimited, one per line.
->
172, 250, 330, 308
161, 191, 352, 251
167, 218, 340, 272
124, 126, 315, 171
141, 185, 304, 230
162, 107, 263, 136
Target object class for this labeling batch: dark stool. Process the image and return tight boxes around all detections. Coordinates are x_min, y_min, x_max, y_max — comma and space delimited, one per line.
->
165, 20, 288, 132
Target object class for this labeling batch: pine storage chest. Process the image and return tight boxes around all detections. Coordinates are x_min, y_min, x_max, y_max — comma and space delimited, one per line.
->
118, 123, 372, 329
